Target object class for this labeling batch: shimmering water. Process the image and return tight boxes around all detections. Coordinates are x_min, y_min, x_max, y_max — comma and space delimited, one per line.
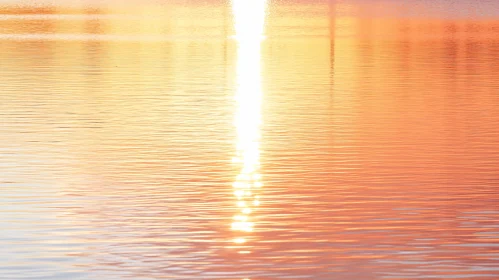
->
1, 1, 499, 279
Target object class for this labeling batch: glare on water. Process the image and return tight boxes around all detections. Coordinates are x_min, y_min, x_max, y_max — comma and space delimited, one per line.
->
1, 0, 499, 279
230, 0, 267, 248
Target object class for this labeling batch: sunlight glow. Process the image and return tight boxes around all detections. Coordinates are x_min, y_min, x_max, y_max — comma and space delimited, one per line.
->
234, 237, 247, 244
230, 0, 267, 244
232, 0, 267, 42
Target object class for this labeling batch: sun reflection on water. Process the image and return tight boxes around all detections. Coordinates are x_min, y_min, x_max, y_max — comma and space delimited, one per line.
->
230, 0, 267, 248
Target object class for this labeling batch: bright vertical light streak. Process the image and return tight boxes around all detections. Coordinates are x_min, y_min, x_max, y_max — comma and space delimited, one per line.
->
230, 0, 267, 240
232, 0, 267, 41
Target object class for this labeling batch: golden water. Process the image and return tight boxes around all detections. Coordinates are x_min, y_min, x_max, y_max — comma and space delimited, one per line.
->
1, 1, 499, 279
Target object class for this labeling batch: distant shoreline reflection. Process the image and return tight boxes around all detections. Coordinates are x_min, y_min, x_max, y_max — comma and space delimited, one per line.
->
230, 0, 267, 253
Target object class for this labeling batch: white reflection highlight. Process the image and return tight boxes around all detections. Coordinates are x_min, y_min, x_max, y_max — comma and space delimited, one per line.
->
230, 0, 267, 242
232, 0, 267, 42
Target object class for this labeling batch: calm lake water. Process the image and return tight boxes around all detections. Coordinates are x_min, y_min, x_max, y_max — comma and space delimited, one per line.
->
1, 1, 499, 279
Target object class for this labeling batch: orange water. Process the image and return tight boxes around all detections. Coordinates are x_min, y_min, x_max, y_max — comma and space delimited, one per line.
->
1, 1, 498, 279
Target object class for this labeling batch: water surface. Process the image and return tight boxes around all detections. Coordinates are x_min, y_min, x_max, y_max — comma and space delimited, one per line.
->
1, 1, 499, 279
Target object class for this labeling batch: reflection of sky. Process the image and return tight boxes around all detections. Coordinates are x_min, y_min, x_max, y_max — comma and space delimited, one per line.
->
333, 0, 499, 19
230, 0, 266, 248
2, 0, 499, 19
267, 0, 499, 19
